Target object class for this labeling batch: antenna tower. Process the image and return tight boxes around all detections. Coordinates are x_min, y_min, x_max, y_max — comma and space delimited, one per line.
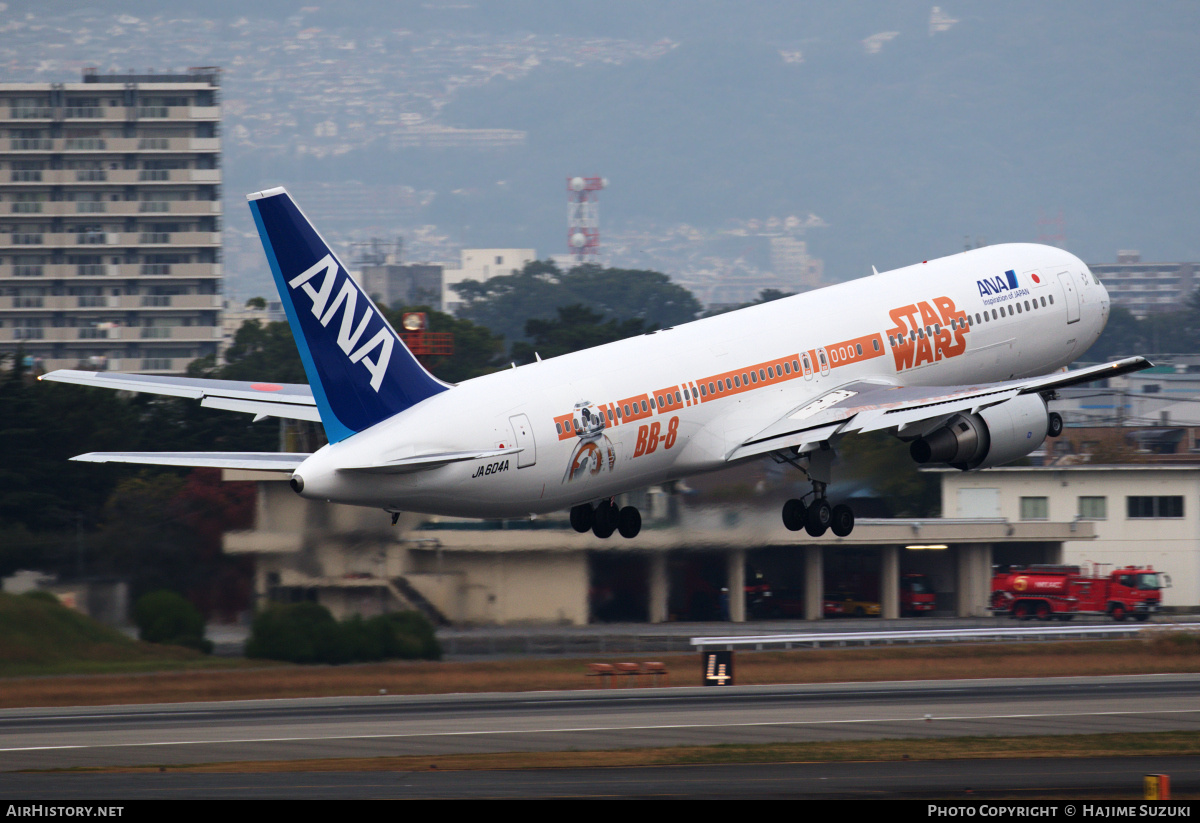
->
567, 176, 606, 262
1036, 209, 1066, 248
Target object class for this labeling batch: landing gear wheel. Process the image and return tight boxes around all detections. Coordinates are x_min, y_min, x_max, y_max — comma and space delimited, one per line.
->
1047, 412, 1064, 438
782, 498, 807, 532
617, 506, 642, 539
830, 503, 854, 537
805, 499, 831, 537
592, 501, 618, 539
570, 504, 594, 533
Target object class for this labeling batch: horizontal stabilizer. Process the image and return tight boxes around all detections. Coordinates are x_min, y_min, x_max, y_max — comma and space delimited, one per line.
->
339, 447, 522, 474
40, 370, 320, 422
71, 452, 310, 471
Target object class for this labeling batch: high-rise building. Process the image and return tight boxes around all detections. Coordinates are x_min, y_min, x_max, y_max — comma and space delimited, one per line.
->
0, 68, 222, 374
1088, 251, 1196, 319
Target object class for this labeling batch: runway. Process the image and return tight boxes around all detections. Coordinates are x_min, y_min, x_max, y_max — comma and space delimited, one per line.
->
1, 674, 1197, 772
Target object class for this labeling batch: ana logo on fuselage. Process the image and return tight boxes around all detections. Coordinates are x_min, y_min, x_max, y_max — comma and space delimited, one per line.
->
288, 254, 394, 392
977, 269, 1019, 297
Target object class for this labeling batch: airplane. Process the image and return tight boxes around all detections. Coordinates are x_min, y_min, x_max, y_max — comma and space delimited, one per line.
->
42, 186, 1150, 539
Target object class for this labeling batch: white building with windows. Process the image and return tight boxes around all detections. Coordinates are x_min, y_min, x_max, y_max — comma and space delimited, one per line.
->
441, 248, 536, 316
940, 465, 1200, 606
0, 69, 223, 374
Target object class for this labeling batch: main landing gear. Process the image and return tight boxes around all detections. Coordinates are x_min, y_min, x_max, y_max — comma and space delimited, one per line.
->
781, 493, 855, 537
775, 444, 855, 538
571, 500, 641, 539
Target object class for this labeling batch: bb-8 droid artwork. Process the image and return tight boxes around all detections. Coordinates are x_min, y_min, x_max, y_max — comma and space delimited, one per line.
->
564, 401, 616, 483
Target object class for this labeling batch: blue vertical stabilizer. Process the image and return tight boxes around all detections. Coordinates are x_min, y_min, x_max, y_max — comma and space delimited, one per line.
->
247, 187, 449, 442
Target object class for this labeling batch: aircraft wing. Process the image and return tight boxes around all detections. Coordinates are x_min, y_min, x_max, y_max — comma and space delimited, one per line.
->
728, 356, 1152, 462
39, 370, 320, 422
71, 452, 310, 471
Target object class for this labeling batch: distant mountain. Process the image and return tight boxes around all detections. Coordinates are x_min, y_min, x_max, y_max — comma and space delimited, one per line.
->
12, 1, 1200, 298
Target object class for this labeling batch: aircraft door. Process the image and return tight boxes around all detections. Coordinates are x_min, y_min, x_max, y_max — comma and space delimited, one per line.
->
509, 413, 536, 468
801, 352, 813, 380
1057, 271, 1080, 324
816, 347, 830, 376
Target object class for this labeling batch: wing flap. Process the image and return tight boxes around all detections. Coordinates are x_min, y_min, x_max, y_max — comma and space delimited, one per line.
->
730, 357, 1153, 460
71, 452, 310, 471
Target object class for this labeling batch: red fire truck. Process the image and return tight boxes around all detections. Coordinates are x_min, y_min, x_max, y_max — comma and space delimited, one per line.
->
900, 573, 937, 616
990, 564, 1168, 621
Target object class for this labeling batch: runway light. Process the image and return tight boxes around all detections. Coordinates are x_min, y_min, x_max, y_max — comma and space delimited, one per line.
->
905, 544, 948, 551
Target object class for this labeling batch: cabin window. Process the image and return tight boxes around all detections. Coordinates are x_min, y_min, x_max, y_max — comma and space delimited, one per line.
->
856, 343, 863, 356
784, 362, 791, 374
623, 404, 631, 417
733, 376, 741, 387
759, 369, 766, 381
640, 400, 648, 412
555, 422, 562, 434
676, 390, 683, 404
725, 378, 732, 390
871, 338, 879, 351
1049, 294, 1055, 304
750, 372, 758, 384
607, 408, 614, 422
1041, 296, 1047, 307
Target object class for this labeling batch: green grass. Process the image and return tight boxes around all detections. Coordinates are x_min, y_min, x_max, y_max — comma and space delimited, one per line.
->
0, 591, 247, 677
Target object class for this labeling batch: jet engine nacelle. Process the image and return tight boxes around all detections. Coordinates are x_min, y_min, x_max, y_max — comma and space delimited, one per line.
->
909, 394, 1050, 471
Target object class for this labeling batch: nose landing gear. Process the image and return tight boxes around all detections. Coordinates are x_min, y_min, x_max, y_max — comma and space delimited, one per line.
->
571, 500, 642, 539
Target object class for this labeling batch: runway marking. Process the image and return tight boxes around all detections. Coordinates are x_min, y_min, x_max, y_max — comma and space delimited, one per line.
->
2, 708, 1198, 753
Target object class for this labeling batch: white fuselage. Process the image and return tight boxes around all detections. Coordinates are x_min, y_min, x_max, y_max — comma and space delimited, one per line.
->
293, 243, 1109, 517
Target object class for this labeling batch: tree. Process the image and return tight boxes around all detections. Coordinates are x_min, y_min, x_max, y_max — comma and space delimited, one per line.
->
452, 260, 701, 346
133, 589, 211, 653
837, 431, 940, 517
510, 304, 651, 363
703, 288, 796, 317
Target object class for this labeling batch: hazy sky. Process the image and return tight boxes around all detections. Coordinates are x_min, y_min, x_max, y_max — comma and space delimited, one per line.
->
10, 1, 1200, 295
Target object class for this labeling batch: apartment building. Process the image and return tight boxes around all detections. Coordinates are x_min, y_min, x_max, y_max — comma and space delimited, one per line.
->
0, 69, 222, 374
1089, 251, 1196, 319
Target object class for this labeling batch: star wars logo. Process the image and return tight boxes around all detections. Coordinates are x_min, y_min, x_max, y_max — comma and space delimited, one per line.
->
885, 296, 970, 372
